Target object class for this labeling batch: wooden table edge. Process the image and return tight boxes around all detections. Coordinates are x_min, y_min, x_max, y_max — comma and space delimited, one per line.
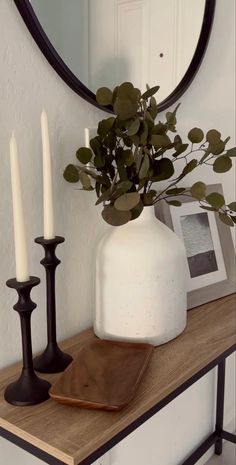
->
0, 344, 235, 465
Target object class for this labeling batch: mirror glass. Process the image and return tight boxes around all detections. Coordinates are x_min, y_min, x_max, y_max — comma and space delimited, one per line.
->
31, 0, 206, 103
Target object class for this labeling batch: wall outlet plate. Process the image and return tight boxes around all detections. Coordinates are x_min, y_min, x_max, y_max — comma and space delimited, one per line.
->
94, 452, 110, 465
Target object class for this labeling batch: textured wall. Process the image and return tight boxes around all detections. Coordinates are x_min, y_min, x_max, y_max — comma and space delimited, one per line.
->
0, 0, 235, 464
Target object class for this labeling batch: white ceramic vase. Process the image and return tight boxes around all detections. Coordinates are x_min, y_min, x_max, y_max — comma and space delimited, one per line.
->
94, 206, 188, 346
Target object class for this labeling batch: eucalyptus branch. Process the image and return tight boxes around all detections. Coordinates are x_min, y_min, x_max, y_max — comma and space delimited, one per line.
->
63, 81, 236, 227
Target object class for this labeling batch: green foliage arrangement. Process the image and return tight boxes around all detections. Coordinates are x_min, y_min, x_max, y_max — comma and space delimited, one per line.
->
64, 82, 236, 226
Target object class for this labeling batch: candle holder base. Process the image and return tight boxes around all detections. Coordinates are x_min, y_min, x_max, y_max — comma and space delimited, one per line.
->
5, 277, 51, 406
33, 236, 73, 374
4, 369, 51, 406
34, 343, 72, 373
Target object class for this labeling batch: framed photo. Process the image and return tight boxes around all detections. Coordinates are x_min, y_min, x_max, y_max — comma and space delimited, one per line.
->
155, 184, 236, 309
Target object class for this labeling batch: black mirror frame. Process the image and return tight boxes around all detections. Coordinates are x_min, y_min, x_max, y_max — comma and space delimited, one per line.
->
14, 0, 216, 113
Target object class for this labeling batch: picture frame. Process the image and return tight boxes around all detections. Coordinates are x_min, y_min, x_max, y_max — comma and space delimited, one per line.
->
155, 184, 236, 309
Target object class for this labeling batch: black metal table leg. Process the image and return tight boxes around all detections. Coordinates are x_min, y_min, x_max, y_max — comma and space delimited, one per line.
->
181, 357, 235, 465
215, 360, 226, 455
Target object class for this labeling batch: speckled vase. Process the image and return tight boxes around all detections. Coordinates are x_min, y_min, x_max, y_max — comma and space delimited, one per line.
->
94, 206, 188, 346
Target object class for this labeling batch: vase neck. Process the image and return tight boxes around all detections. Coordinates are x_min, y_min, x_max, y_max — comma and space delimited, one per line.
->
135, 206, 156, 224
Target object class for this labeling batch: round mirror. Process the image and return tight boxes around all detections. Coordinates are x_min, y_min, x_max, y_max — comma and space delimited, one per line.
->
14, 0, 215, 112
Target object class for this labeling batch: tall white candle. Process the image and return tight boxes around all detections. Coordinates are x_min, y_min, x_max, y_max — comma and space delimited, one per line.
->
10, 134, 29, 282
85, 128, 90, 148
41, 109, 55, 239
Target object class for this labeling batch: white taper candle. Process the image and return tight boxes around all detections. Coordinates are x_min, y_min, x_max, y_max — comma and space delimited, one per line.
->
10, 134, 29, 282
41, 109, 55, 239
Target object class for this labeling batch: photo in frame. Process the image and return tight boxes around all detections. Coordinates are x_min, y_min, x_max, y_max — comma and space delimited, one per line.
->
155, 184, 236, 309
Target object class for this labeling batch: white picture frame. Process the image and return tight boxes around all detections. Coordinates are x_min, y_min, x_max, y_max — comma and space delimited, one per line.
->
155, 184, 236, 309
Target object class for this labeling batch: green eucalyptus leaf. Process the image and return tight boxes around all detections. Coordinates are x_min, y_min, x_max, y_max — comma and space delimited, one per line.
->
102, 205, 131, 226
104, 131, 116, 150
200, 205, 218, 212
95, 181, 100, 198
117, 158, 128, 181
141, 85, 160, 100
122, 136, 133, 147
143, 190, 157, 206
226, 147, 236, 157
150, 96, 157, 107
98, 117, 115, 138
127, 118, 140, 136
172, 143, 189, 157
117, 82, 134, 99
230, 215, 236, 224
96, 87, 113, 106
206, 129, 221, 144
151, 134, 171, 148
94, 153, 105, 169
167, 200, 182, 207
149, 98, 158, 120
213, 155, 232, 173
112, 86, 118, 103
181, 159, 198, 177
166, 187, 186, 195
190, 182, 206, 200
114, 98, 138, 120
138, 178, 147, 191
79, 170, 93, 190
116, 146, 124, 158
139, 154, 150, 179
130, 134, 140, 146
210, 140, 226, 155
152, 122, 167, 135
218, 213, 234, 227
206, 192, 225, 209
224, 136, 230, 145
63, 164, 79, 183
167, 124, 177, 133
76, 147, 93, 164
145, 110, 154, 127
144, 108, 154, 122
131, 201, 144, 220
152, 158, 174, 181
227, 202, 236, 212
122, 149, 134, 166
199, 145, 212, 163
166, 111, 177, 126
89, 139, 106, 169
149, 106, 158, 121
90, 136, 102, 155
95, 188, 112, 205
174, 135, 182, 145
172, 103, 181, 115
114, 192, 140, 211
130, 87, 141, 103
139, 120, 149, 144
188, 128, 204, 143
112, 181, 133, 198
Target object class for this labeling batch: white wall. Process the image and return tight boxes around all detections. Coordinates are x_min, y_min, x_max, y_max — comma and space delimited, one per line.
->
0, 0, 235, 464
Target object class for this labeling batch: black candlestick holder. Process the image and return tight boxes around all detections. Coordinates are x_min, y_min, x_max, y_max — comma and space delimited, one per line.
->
4, 277, 51, 406
33, 236, 72, 373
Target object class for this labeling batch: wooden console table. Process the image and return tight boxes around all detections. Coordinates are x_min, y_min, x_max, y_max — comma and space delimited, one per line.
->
0, 294, 235, 465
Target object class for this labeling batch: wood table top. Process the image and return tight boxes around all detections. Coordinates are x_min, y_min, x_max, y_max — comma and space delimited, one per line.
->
0, 294, 235, 465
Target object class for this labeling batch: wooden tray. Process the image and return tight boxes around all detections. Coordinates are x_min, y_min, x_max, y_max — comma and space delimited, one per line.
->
50, 339, 154, 411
